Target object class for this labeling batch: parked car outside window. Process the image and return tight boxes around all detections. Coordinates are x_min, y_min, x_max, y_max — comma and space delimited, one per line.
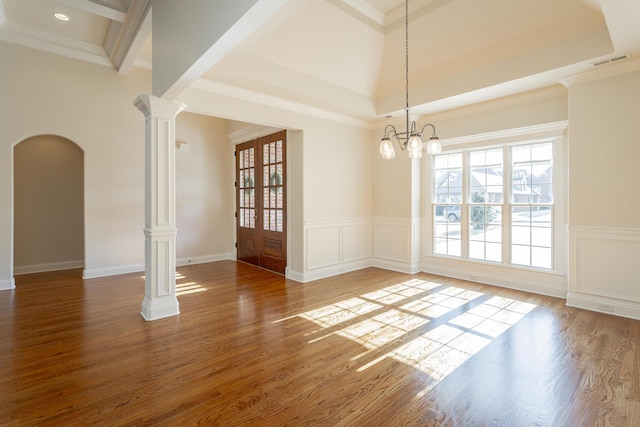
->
443, 205, 461, 222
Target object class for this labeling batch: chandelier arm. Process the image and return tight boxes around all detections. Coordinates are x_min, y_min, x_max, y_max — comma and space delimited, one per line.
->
418, 123, 437, 136
383, 124, 399, 138
384, 124, 411, 151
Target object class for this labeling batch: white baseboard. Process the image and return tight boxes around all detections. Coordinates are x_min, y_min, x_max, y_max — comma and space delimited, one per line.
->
83, 253, 235, 279
83, 263, 144, 279
0, 278, 15, 291
287, 259, 372, 283
14, 260, 84, 275
176, 253, 234, 267
372, 258, 421, 275
424, 264, 566, 299
567, 292, 640, 320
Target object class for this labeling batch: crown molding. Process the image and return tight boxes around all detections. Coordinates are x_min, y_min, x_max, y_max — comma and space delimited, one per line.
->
440, 120, 568, 147
191, 78, 372, 129
108, 0, 151, 73
561, 56, 640, 87
332, 0, 385, 27
0, 0, 6, 26
0, 21, 111, 67
226, 125, 284, 145
57, 0, 127, 22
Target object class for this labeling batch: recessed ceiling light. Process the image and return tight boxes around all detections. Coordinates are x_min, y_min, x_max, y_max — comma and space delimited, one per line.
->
54, 13, 70, 21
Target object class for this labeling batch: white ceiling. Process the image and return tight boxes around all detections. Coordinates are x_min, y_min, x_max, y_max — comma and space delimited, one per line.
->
1, 0, 639, 123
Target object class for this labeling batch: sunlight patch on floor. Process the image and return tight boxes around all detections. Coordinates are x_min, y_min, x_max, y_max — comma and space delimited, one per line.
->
175, 273, 207, 295
292, 278, 537, 393
140, 273, 208, 295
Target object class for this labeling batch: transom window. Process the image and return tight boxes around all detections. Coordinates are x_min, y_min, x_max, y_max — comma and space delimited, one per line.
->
432, 141, 555, 270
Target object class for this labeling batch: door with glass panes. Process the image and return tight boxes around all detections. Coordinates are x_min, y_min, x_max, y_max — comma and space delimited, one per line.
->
236, 131, 287, 274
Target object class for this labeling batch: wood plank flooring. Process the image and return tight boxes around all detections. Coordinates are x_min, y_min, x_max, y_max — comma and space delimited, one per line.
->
1, 261, 639, 426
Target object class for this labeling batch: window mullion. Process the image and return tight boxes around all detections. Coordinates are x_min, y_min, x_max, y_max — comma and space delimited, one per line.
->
461, 151, 469, 259
503, 144, 512, 266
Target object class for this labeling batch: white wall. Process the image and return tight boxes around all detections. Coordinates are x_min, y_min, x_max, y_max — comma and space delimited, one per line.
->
566, 65, 640, 319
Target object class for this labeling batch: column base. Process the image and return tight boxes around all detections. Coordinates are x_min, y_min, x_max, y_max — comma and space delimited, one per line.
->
140, 295, 180, 321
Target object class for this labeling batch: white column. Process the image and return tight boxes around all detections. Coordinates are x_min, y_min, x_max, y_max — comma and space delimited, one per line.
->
134, 95, 186, 321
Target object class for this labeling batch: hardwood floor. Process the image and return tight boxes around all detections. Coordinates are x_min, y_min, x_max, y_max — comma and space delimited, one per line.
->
1, 261, 639, 426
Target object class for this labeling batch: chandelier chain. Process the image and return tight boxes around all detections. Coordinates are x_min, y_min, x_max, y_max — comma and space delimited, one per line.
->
378, 0, 441, 159
405, 0, 409, 112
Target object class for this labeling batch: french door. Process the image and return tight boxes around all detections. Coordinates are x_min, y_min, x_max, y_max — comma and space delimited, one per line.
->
236, 131, 287, 274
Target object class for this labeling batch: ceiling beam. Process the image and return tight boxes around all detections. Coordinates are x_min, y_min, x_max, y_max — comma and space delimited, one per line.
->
106, 0, 150, 73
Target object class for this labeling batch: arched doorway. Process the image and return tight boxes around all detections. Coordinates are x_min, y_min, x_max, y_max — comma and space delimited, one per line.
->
13, 135, 84, 275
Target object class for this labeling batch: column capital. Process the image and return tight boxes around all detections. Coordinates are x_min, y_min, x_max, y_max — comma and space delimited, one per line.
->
134, 94, 186, 118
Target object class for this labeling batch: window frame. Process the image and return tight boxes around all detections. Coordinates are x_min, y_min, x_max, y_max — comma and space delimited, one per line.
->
427, 128, 565, 276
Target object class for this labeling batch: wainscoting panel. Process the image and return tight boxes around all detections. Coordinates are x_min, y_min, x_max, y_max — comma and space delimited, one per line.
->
373, 219, 408, 262
372, 217, 420, 274
299, 218, 373, 282
305, 225, 341, 271
342, 222, 373, 263
567, 225, 640, 320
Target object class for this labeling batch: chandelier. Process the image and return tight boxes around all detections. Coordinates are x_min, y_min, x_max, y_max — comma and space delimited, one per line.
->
379, 0, 441, 159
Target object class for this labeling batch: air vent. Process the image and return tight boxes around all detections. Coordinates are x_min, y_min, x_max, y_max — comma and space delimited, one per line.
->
591, 53, 631, 67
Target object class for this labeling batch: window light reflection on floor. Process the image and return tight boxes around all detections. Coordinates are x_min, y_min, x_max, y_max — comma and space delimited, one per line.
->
141, 272, 208, 295
294, 278, 537, 395
175, 273, 208, 295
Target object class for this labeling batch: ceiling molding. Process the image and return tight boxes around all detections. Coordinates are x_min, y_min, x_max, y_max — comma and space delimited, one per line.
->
190, 78, 372, 129
416, 85, 567, 125
440, 120, 568, 147
560, 55, 640, 87
226, 125, 284, 145
335, 0, 385, 26
0, 1, 6, 25
57, 0, 127, 22
0, 21, 111, 67
107, 0, 150, 73
329, 0, 453, 34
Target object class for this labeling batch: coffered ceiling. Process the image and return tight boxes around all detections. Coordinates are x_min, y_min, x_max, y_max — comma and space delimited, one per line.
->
1, 0, 638, 122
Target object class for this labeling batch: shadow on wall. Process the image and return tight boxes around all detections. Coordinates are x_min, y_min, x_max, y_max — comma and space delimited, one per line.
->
13, 135, 84, 275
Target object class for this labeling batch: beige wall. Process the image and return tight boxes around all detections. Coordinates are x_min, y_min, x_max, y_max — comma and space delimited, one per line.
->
568, 69, 640, 227
13, 135, 84, 271
565, 66, 640, 319
0, 41, 375, 285
175, 112, 235, 262
0, 42, 237, 283
0, 41, 151, 283
177, 86, 375, 278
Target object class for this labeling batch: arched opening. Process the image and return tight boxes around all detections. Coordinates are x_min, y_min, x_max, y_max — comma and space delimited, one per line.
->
13, 135, 84, 275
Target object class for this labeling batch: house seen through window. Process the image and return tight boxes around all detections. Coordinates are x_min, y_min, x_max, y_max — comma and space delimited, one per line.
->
433, 141, 554, 269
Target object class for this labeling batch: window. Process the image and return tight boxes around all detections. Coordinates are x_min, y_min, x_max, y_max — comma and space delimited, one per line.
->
468, 148, 503, 263
433, 153, 462, 257
432, 140, 556, 270
510, 143, 553, 268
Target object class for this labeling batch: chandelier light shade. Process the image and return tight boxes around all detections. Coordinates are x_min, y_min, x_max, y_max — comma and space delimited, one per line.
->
379, 0, 441, 159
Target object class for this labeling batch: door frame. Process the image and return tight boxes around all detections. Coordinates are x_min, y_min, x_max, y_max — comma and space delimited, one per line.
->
231, 128, 288, 274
